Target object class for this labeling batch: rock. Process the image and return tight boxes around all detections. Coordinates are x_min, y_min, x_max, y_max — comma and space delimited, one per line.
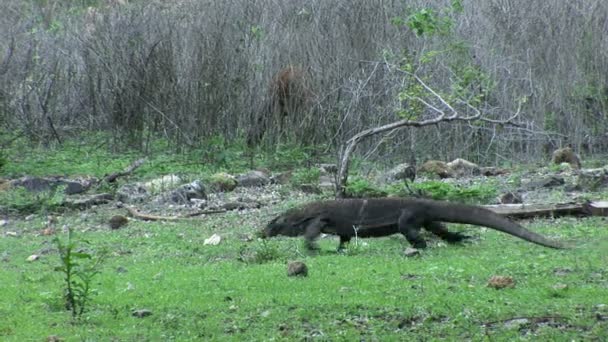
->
0, 219, 8, 226
117, 184, 150, 203
220, 200, 260, 211
221, 202, 243, 211
318, 175, 335, 190
487, 275, 515, 289
419, 160, 452, 178
382, 163, 416, 183
142, 175, 182, 194
525, 176, 565, 189
155, 180, 207, 204
10, 176, 93, 195
500, 192, 522, 204
287, 261, 308, 277
552, 283, 568, 291
41, 227, 55, 236
403, 247, 420, 257
553, 267, 573, 276
270, 171, 293, 185
27, 254, 40, 262
237, 170, 270, 187
317, 164, 338, 174
299, 184, 322, 194
204, 234, 222, 246
447, 158, 480, 177
552, 147, 581, 169
132, 309, 153, 318
577, 167, 608, 191
109, 215, 128, 230
480, 167, 508, 177
63, 193, 114, 209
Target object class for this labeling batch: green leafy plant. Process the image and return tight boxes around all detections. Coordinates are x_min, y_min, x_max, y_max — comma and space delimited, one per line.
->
0, 185, 66, 214
209, 172, 238, 192
392, 1, 495, 123
344, 177, 387, 198
53, 227, 106, 319
267, 143, 315, 170
386, 180, 497, 204
238, 239, 282, 264
290, 168, 321, 187
393, 180, 497, 204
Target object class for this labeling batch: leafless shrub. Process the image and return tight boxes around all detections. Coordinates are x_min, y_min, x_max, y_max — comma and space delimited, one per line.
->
0, 0, 606, 164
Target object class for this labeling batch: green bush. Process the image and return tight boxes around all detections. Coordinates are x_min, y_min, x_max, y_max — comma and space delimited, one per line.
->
238, 239, 282, 264
344, 177, 387, 198
0, 185, 66, 214
404, 180, 497, 204
290, 168, 321, 187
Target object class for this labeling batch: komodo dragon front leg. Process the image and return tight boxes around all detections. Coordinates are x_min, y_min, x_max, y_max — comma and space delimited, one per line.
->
397, 209, 428, 249
303, 216, 327, 250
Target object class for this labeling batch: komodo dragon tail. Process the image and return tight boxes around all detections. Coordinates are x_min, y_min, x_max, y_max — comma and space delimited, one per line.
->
425, 200, 565, 249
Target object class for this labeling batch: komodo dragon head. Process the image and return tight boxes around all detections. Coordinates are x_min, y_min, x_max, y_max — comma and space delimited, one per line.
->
262, 207, 311, 238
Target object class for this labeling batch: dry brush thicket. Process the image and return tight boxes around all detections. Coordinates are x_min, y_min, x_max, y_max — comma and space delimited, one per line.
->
0, 0, 607, 164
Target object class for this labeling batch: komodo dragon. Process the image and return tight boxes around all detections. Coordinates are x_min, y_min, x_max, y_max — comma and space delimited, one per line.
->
263, 198, 564, 250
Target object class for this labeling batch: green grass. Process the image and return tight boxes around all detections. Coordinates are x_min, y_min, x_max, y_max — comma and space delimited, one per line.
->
0, 134, 326, 180
1, 206, 607, 340
1, 135, 607, 340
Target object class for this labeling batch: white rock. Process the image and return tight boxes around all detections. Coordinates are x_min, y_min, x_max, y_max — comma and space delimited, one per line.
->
204, 234, 222, 246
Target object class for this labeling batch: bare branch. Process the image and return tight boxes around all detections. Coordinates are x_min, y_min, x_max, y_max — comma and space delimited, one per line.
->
336, 69, 523, 198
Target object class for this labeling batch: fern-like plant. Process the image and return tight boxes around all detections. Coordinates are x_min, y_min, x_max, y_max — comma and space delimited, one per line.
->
53, 227, 106, 319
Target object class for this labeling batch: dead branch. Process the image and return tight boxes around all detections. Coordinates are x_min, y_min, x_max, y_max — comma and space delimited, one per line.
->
125, 206, 226, 221
335, 69, 523, 198
104, 158, 146, 183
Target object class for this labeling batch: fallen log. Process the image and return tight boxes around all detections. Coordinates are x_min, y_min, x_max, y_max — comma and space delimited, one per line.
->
104, 158, 146, 183
125, 206, 226, 221
483, 201, 608, 219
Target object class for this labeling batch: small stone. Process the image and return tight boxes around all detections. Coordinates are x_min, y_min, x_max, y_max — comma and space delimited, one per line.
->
109, 215, 128, 230
299, 184, 322, 194
204, 234, 222, 246
552, 283, 568, 291
25, 214, 35, 221
553, 267, 573, 276
487, 275, 515, 289
500, 192, 522, 204
132, 309, 153, 318
403, 247, 420, 257
42, 228, 55, 236
0, 219, 8, 226
5, 231, 18, 237
27, 254, 40, 262
287, 261, 308, 277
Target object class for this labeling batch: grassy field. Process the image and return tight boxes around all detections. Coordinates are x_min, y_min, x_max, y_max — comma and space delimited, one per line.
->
1, 204, 607, 341
1, 137, 607, 340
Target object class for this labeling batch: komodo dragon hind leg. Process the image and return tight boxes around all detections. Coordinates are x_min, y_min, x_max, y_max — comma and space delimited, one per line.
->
397, 210, 427, 249
424, 221, 471, 243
